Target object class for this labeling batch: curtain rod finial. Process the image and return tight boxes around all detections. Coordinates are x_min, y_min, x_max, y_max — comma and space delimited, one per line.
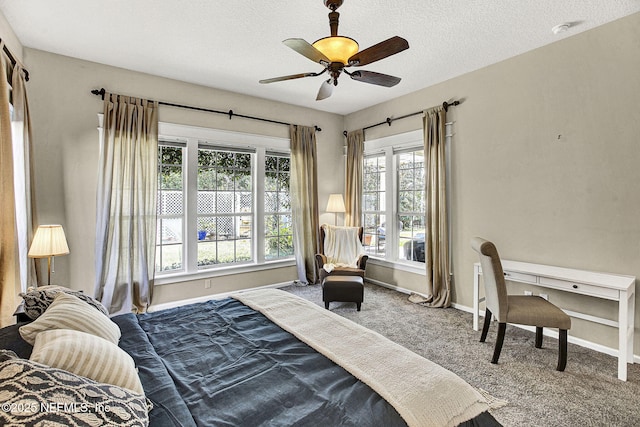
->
443, 100, 460, 112
91, 88, 106, 100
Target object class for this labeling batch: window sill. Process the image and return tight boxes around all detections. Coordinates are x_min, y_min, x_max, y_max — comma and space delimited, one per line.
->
154, 258, 296, 285
367, 257, 426, 276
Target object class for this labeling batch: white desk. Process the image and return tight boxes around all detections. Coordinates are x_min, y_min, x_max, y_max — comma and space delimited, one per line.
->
473, 260, 636, 381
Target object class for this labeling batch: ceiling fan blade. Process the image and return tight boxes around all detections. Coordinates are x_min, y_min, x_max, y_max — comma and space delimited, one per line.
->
349, 70, 401, 87
259, 72, 320, 84
348, 36, 409, 67
283, 38, 330, 64
316, 80, 334, 100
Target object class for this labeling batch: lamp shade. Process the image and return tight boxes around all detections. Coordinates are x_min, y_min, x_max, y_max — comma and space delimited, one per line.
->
312, 36, 359, 64
28, 225, 70, 258
326, 194, 346, 213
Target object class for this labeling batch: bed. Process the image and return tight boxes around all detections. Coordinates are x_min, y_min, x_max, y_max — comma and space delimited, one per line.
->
0, 287, 501, 426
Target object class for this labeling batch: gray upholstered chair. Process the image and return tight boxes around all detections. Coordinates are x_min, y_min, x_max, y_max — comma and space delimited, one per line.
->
471, 237, 571, 371
315, 224, 368, 284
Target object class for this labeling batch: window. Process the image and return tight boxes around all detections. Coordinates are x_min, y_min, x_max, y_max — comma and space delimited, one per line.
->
157, 145, 185, 272
362, 154, 386, 258
397, 149, 425, 263
197, 147, 253, 267
361, 129, 445, 267
154, 123, 293, 279
264, 154, 293, 260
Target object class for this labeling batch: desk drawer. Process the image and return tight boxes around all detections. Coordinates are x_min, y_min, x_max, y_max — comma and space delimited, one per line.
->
503, 270, 537, 284
539, 276, 620, 300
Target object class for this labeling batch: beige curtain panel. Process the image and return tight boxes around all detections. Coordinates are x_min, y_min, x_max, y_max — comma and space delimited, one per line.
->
422, 106, 451, 308
345, 129, 364, 227
11, 61, 39, 290
289, 125, 320, 284
94, 93, 158, 315
0, 46, 19, 327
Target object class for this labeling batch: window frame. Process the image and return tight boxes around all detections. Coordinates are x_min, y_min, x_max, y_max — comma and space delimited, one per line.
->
263, 152, 293, 261
157, 143, 186, 274
362, 153, 387, 258
362, 129, 432, 274
154, 122, 295, 285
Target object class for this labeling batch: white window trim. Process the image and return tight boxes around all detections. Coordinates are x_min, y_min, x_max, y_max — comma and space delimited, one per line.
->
160, 122, 293, 280
362, 125, 453, 273
364, 129, 424, 267
97, 116, 295, 284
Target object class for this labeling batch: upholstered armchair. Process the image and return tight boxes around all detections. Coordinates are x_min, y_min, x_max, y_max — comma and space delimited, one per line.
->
471, 237, 571, 371
315, 224, 368, 284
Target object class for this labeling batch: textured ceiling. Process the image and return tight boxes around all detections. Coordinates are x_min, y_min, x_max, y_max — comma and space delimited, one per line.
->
1, 1, 639, 115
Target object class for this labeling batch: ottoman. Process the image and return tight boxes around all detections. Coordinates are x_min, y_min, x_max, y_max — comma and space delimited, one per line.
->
322, 275, 364, 311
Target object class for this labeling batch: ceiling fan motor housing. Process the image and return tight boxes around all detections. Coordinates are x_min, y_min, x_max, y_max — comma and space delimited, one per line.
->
324, 0, 344, 11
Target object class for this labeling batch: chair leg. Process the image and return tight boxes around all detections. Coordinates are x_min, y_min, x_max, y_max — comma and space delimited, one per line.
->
480, 309, 492, 343
356, 302, 361, 311
324, 302, 330, 310
491, 323, 506, 364
557, 329, 568, 371
535, 327, 543, 348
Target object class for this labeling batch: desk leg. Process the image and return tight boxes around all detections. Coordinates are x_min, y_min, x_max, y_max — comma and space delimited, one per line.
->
473, 264, 480, 331
628, 289, 635, 365
618, 290, 632, 381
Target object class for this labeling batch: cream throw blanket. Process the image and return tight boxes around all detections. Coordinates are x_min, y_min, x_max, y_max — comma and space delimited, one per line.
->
233, 289, 491, 427
322, 224, 365, 273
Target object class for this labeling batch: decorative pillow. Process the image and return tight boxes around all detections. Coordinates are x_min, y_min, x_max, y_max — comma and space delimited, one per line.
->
19, 292, 121, 346
0, 349, 19, 363
0, 357, 150, 426
30, 329, 144, 395
20, 285, 109, 320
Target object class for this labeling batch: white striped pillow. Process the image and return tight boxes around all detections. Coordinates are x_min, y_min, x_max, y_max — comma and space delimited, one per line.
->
30, 329, 144, 395
19, 291, 121, 345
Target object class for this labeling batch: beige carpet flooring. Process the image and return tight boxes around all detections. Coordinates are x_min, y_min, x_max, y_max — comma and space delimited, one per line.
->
280, 282, 640, 427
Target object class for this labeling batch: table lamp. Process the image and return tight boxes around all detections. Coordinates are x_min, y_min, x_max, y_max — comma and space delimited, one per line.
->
326, 194, 346, 226
28, 224, 70, 286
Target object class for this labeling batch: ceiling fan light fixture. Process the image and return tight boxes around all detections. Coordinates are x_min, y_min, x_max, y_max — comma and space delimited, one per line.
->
312, 36, 358, 64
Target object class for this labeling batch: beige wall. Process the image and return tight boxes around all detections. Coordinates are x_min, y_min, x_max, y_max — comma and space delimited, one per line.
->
21, 48, 345, 304
346, 13, 640, 353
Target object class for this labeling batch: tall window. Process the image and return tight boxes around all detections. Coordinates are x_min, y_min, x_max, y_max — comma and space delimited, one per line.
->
361, 129, 440, 267
264, 154, 293, 260
397, 149, 425, 263
197, 147, 253, 267
157, 144, 184, 272
362, 154, 386, 258
154, 124, 293, 278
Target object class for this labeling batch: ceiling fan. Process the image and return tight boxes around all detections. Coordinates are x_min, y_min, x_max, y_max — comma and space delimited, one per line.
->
259, 0, 409, 101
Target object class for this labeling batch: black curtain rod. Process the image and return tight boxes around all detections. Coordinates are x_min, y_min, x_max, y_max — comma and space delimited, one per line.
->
91, 88, 321, 132
343, 100, 459, 137
1, 41, 29, 81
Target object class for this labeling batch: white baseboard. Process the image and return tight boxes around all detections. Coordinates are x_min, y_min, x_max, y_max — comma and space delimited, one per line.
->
148, 281, 293, 312
365, 277, 430, 298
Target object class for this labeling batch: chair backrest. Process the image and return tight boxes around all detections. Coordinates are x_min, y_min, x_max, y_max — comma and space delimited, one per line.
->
471, 237, 508, 322
319, 225, 364, 256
